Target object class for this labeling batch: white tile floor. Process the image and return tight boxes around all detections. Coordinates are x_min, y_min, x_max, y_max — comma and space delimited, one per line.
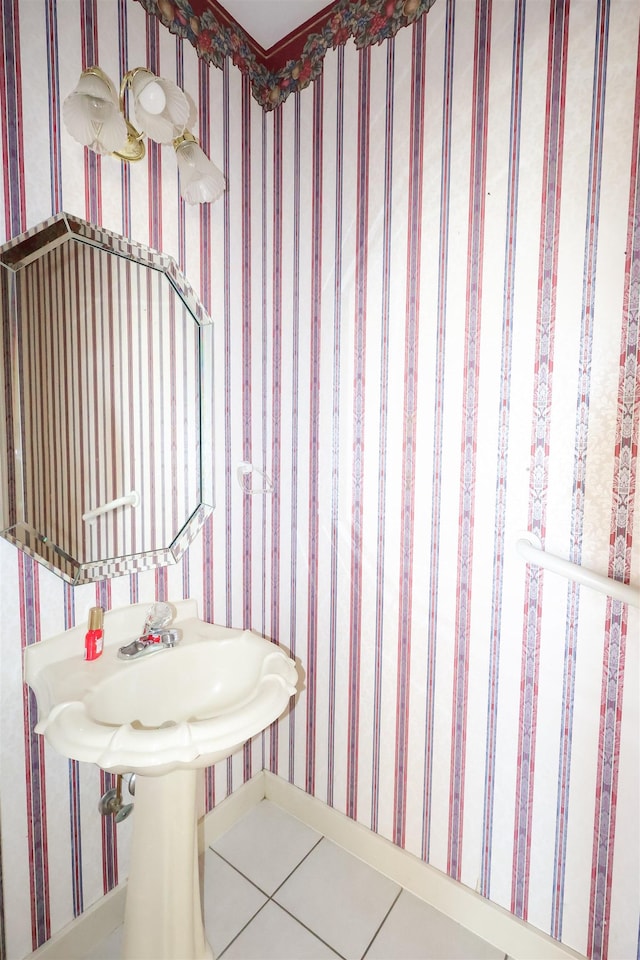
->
90, 800, 507, 960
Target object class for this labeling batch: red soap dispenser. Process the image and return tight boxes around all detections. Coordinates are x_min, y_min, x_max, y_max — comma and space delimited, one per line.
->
84, 606, 104, 661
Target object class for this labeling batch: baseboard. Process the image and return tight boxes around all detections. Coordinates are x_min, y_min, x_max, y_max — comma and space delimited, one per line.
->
27, 770, 586, 960
201, 770, 267, 848
27, 885, 127, 960
262, 772, 586, 960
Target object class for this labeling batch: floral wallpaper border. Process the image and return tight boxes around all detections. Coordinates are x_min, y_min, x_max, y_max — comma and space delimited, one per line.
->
135, 0, 437, 109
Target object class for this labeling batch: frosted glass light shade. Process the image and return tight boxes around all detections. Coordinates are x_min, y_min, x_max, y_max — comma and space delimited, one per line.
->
137, 82, 166, 116
131, 70, 189, 144
175, 139, 226, 205
63, 70, 128, 155
63, 67, 225, 203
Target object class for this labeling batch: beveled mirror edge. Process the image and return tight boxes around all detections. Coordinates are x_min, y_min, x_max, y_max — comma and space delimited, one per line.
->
1, 499, 214, 584
0, 212, 215, 584
0, 212, 214, 329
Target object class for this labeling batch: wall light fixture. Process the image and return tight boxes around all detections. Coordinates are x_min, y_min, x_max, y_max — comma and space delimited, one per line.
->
63, 67, 225, 205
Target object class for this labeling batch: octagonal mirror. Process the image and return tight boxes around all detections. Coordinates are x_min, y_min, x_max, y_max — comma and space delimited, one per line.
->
0, 213, 214, 584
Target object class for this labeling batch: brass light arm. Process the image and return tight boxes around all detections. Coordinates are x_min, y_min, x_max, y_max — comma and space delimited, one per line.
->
114, 68, 147, 163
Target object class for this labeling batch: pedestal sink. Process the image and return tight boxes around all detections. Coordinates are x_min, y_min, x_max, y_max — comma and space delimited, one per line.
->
24, 600, 298, 959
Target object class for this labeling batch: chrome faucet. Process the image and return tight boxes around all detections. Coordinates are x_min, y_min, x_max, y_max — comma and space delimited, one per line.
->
117, 602, 181, 660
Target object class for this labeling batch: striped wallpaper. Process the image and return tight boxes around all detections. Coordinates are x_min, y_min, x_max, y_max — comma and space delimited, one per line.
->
0, 2, 638, 960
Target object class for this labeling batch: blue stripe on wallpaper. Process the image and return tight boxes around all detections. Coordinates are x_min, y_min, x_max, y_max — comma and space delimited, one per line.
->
393, 13, 426, 851
269, 104, 283, 773
513, 0, 570, 921
347, 45, 370, 824
222, 55, 233, 632
422, 0, 455, 864
288, 89, 302, 786
448, 0, 491, 881
44, 0, 62, 211
552, 0, 609, 942
306, 72, 325, 797
1, 0, 26, 235
20, 553, 50, 949
328, 45, 346, 811
481, 0, 525, 901
371, 36, 395, 836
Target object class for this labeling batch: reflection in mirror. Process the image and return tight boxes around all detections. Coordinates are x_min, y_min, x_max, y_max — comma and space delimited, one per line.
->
0, 213, 214, 584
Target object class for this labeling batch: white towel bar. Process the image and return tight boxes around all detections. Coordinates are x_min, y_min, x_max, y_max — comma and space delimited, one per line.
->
82, 490, 140, 522
516, 532, 639, 608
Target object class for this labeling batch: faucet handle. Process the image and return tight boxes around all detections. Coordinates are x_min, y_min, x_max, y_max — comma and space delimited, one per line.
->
143, 602, 173, 633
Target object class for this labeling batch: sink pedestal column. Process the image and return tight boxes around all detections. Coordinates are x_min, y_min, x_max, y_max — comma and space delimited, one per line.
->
122, 768, 212, 960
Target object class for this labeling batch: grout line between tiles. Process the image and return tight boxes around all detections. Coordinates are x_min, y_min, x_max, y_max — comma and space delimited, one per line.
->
214, 837, 349, 960
208, 848, 271, 900
206, 849, 268, 957
210, 817, 506, 960
208, 834, 324, 900
269, 835, 325, 898
360, 887, 403, 960
217, 899, 271, 959
269, 899, 349, 960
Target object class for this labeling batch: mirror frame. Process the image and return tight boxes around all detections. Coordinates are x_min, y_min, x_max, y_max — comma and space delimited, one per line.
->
0, 212, 214, 584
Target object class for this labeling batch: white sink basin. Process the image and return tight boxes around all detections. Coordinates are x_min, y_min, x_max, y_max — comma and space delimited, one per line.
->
26, 599, 300, 959
25, 599, 298, 776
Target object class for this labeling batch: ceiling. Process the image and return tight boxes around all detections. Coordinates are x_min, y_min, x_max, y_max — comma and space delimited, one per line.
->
219, 1, 332, 50
138, 0, 436, 109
